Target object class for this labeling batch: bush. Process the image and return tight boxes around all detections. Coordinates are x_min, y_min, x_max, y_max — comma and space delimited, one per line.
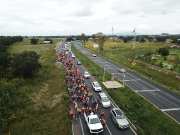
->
30, 38, 39, 44
158, 48, 169, 57
11, 51, 41, 78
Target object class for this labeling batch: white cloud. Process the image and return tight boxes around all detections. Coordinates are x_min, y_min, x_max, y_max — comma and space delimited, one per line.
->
0, 0, 180, 35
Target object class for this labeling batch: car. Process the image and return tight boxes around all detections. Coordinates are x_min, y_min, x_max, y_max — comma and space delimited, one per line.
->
111, 108, 129, 129
70, 52, 75, 58
92, 54, 97, 57
72, 54, 75, 58
92, 81, 102, 92
84, 71, 91, 78
99, 92, 111, 108
77, 60, 81, 65
84, 112, 104, 134
119, 68, 126, 73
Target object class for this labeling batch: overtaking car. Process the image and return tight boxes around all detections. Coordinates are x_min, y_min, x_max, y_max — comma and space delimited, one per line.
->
111, 108, 129, 129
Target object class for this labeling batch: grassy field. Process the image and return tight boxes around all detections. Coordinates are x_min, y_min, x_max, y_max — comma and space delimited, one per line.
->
85, 39, 180, 95
7, 38, 71, 135
72, 45, 180, 135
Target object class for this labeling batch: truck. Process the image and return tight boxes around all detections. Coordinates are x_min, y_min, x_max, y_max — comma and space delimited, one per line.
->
84, 112, 104, 134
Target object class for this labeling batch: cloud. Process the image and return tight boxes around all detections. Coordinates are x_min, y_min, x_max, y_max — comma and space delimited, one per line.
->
0, 0, 180, 35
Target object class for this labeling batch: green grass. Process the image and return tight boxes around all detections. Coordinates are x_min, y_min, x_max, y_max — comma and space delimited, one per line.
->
72, 45, 180, 135
85, 40, 180, 95
7, 39, 71, 135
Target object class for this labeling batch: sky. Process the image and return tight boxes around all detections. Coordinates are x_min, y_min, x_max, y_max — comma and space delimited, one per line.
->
0, 0, 180, 35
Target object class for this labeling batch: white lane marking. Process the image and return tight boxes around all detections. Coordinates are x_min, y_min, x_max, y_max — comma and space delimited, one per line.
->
79, 117, 85, 135
123, 79, 141, 82
161, 108, 180, 112
72, 123, 75, 135
135, 89, 160, 92
130, 126, 138, 135
105, 124, 112, 135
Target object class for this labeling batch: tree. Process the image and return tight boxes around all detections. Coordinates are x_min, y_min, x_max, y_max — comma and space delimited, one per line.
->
80, 33, 87, 47
30, 38, 39, 44
96, 35, 106, 55
158, 48, 169, 57
11, 51, 41, 78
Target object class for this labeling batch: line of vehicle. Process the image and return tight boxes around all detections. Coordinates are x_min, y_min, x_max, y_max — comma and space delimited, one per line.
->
83, 69, 114, 135
77, 63, 114, 135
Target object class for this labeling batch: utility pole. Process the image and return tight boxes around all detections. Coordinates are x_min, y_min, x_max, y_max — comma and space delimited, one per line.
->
133, 28, 136, 49
112, 26, 114, 36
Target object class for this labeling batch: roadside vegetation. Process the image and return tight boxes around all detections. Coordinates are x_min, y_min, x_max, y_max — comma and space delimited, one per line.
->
85, 39, 180, 95
0, 37, 71, 135
72, 45, 180, 135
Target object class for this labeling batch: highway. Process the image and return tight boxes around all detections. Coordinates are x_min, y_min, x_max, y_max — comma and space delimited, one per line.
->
58, 41, 136, 135
72, 41, 180, 124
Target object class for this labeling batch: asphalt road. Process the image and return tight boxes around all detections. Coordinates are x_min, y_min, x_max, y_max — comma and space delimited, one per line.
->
72, 41, 180, 124
58, 42, 135, 135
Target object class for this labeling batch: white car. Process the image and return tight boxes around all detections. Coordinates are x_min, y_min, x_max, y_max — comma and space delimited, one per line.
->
119, 68, 126, 73
84, 71, 91, 78
111, 108, 129, 129
84, 112, 104, 134
92, 81, 102, 92
71, 53, 75, 58
92, 54, 97, 57
99, 92, 111, 108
